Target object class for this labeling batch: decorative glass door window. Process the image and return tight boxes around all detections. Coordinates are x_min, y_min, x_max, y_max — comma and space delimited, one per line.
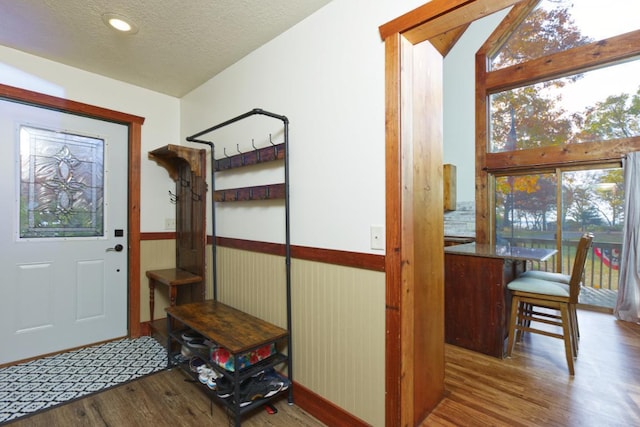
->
19, 125, 105, 238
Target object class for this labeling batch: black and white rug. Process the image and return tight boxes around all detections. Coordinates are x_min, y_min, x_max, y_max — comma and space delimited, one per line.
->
0, 336, 167, 424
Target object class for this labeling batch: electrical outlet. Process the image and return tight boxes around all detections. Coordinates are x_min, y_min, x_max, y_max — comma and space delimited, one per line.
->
370, 225, 385, 250
164, 218, 176, 230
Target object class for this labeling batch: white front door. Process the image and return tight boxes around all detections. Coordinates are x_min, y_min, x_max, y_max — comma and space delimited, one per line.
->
0, 98, 128, 365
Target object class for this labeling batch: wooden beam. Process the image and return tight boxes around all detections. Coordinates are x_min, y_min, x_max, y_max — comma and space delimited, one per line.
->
484, 138, 638, 171
485, 30, 640, 93
380, 0, 523, 45
429, 25, 469, 57
379, 0, 473, 40
384, 31, 403, 427
405, 0, 521, 44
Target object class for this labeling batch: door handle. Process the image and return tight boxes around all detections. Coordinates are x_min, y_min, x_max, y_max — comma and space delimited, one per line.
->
106, 244, 124, 252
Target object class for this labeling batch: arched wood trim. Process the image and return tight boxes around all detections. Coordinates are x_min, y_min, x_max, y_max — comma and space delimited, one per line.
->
0, 83, 145, 338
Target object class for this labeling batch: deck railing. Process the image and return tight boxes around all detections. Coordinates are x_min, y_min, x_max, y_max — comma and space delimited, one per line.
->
506, 238, 621, 291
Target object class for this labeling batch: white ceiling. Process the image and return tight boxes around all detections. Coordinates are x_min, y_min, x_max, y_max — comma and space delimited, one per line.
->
0, 0, 333, 97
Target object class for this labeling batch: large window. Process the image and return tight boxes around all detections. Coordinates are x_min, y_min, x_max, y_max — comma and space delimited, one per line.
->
489, 59, 640, 153
476, 0, 640, 309
489, 0, 638, 71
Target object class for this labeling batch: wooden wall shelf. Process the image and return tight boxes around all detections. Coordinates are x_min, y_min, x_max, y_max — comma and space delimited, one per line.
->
214, 143, 285, 171
149, 144, 206, 181
213, 183, 285, 202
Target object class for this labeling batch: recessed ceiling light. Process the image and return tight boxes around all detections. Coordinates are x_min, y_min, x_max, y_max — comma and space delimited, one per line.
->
102, 13, 138, 34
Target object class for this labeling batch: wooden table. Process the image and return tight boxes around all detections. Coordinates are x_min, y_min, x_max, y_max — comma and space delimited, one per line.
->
444, 243, 556, 358
146, 268, 202, 322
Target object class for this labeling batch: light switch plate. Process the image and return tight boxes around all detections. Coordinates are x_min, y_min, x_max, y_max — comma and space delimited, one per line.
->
370, 225, 385, 250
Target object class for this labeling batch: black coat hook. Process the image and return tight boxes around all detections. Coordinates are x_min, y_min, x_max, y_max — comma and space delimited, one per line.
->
252, 139, 260, 161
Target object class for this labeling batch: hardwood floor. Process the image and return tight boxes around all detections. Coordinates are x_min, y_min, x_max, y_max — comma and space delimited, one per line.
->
6, 368, 325, 427
424, 309, 640, 426
6, 310, 639, 426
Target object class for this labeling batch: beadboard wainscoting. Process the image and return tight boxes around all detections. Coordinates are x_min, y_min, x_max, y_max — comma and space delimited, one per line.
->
216, 246, 385, 427
291, 258, 385, 426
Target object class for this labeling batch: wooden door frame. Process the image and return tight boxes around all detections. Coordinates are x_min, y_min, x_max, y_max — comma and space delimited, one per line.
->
379, 1, 522, 425
0, 84, 145, 338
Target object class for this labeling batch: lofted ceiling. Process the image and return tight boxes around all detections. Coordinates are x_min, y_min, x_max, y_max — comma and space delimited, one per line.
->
0, 0, 333, 97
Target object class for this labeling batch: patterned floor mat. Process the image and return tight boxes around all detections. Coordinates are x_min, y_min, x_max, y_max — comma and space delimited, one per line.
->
0, 336, 167, 424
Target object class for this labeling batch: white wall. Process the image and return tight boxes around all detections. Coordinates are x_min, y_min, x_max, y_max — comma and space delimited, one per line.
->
0, 45, 180, 233
180, 0, 427, 254
443, 8, 509, 204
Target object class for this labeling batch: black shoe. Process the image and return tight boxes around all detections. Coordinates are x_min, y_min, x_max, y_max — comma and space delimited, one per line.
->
262, 368, 291, 391
216, 376, 233, 398
237, 372, 284, 407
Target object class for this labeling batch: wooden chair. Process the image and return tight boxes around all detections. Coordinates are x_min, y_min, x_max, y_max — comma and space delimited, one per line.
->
506, 233, 594, 375
518, 235, 592, 340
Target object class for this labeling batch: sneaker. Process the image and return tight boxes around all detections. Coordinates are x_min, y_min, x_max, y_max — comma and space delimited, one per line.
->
188, 356, 206, 373
237, 373, 284, 407
262, 369, 291, 391
180, 344, 193, 358
197, 365, 215, 385
182, 329, 204, 342
206, 370, 221, 390
216, 376, 233, 398
186, 338, 210, 350
172, 352, 189, 365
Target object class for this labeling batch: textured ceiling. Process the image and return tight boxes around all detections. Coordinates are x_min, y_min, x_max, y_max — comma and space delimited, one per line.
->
0, 0, 332, 97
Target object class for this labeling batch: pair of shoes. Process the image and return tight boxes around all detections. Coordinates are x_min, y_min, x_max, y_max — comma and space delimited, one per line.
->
237, 371, 287, 407
197, 365, 221, 390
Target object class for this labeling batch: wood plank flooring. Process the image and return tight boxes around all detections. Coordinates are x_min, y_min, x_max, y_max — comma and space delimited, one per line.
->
424, 309, 640, 426
5, 368, 325, 427
5, 310, 639, 426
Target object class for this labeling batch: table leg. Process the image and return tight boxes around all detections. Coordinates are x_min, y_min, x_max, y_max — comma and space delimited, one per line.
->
169, 285, 177, 308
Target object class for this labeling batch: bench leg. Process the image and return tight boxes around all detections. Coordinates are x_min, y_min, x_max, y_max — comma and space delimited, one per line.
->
149, 280, 155, 323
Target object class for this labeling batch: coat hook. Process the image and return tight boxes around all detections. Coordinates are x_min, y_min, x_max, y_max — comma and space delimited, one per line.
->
237, 144, 245, 165
269, 133, 279, 156
168, 190, 178, 204
252, 139, 261, 161
223, 147, 230, 158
